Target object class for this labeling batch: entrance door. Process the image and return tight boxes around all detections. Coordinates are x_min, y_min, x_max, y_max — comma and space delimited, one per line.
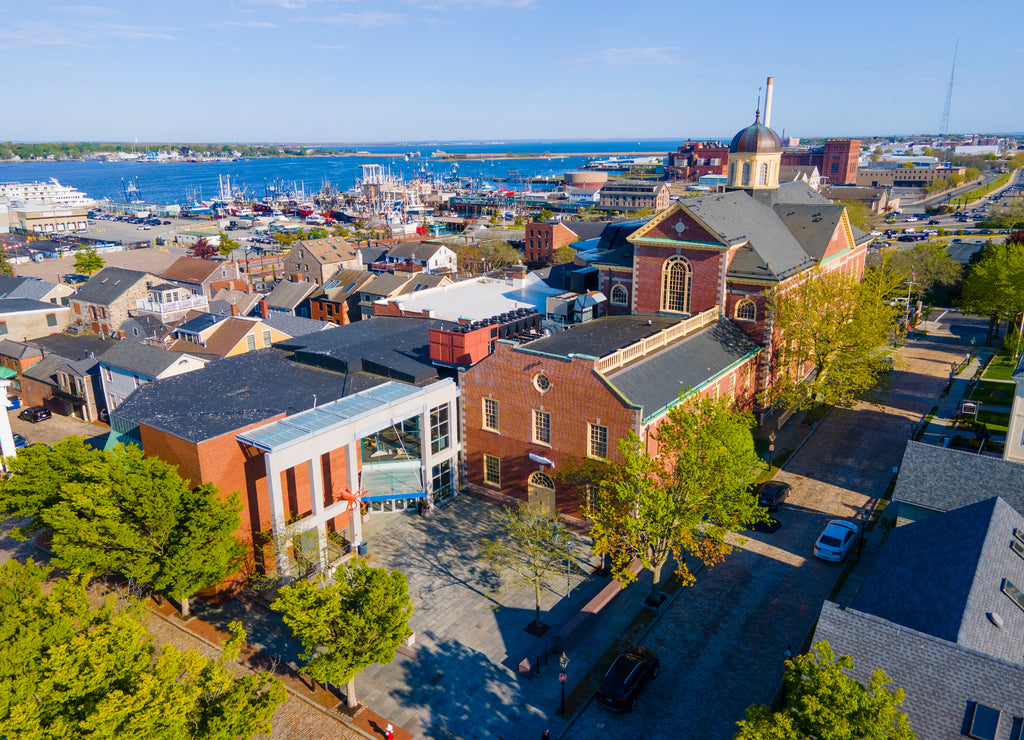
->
527, 471, 556, 513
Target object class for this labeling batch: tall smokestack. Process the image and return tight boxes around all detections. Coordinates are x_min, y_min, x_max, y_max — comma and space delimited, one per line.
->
764, 76, 774, 128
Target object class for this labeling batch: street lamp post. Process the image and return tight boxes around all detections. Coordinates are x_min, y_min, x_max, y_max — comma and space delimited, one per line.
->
768, 431, 776, 469
566, 539, 573, 598
559, 651, 570, 715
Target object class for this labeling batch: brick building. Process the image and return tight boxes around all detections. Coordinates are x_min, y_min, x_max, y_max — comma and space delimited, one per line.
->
525, 219, 608, 265
780, 139, 861, 185
457, 310, 761, 513
599, 181, 670, 213
665, 140, 730, 181
111, 318, 461, 583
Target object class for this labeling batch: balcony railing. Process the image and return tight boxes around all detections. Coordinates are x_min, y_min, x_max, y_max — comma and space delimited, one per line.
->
135, 294, 209, 314
595, 305, 721, 374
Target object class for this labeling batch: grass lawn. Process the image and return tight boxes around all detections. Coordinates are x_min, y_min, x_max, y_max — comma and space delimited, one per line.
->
984, 353, 1017, 382
977, 408, 1010, 436
969, 380, 1015, 406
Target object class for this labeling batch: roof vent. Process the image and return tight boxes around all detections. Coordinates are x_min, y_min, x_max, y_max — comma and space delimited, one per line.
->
988, 612, 1005, 629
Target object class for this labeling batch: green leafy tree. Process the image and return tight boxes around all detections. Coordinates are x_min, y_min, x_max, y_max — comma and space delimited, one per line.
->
477, 239, 522, 270
959, 241, 1024, 347
187, 236, 218, 260
838, 199, 873, 232
307, 227, 329, 240
481, 502, 574, 627
537, 208, 554, 222
735, 641, 914, 740
552, 245, 577, 265
0, 559, 286, 739
73, 247, 105, 274
332, 224, 351, 237
583, 395, 764, 601
766, 264, 904, 410
513, 215, 524, 228
0, 438, 246, 616
875, 240, 962, 299
0, 248, 13, 277
272, 559, 412, 708
218, 232, 240, 258
965, 167, 981, 181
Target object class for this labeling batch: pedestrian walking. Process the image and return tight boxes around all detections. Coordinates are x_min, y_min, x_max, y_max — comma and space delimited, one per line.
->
542, 731, 550, 740
386, 723, 394, 740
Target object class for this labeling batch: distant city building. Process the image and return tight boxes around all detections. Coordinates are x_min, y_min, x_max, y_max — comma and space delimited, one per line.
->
598, 180, 670, 213
665, 140, 729, 181
780, 139, 861, 185
857, 164, 967, 188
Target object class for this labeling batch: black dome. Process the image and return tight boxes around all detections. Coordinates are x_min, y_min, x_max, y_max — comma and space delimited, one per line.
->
729, 114, 781, 154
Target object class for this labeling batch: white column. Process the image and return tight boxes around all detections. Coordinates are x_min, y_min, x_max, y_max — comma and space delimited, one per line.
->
307, 457, 328, 570
420, 407, 434, 509
0, 380, 15, 465
264, 453, 291, 577
345, 442, 362, 547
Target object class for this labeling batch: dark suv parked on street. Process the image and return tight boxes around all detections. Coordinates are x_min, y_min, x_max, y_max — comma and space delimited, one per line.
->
19, 406, 52, 423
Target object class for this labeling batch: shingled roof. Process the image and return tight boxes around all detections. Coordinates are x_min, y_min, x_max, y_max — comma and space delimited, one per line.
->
893, 441, 1024, 516
72, 267, 152, 305
98, 341, 203, 379
159, 256, 222, 284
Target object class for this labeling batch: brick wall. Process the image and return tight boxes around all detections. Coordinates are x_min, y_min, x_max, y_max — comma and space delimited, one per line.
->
633, 243, 726, 315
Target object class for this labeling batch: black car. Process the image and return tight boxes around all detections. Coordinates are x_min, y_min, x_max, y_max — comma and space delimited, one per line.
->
595, 646, 659, 712
756, 481, 792, 512
19, 406, 52, 423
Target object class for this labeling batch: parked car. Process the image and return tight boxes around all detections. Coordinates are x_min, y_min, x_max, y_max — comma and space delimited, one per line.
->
595, 646, 660, 711
18, 406, 52, 423
12, 433, 27, 449
813, 520, 860, 562
755, 481, 792, 512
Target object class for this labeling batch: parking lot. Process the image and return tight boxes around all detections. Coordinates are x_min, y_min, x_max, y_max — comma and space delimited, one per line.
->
7, 407, 107, 449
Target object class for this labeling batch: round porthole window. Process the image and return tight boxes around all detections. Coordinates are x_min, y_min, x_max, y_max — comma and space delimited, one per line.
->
534, 373, 551, 392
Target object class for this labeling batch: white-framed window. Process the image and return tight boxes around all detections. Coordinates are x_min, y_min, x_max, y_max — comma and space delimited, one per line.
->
483, 397, 499, 431
533, 410, 552, 446
483, 454, 501, 486
103, 367, 112, 382
741, 162, 751, 186
430, 403, 450, 454
735, 299, 757, 322
588, 423, 608, 459
262, 329, 272, 347
610, 285, 628, 306
758, 162, 768, 186
661, 256, 692, 314
246, 334, 256, 351
46, 313, 58, 327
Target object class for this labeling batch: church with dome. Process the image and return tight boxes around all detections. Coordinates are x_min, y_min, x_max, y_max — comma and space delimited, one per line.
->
583, 88, 872, 402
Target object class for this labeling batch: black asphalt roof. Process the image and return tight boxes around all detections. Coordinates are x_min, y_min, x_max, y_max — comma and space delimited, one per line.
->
853, 496, 1024, 662
893, 441, 1024, 516
72, 267, 151, 305
521, 315, 682, 359
275, 316, 450, 385
98, 341, 198, 379
0, 298, 65, 315
112, 349, 386, 443
31, 334, 115, 361
606, 319, 761, 420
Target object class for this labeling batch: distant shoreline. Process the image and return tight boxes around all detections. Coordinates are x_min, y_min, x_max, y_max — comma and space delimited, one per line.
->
0, 150, 667, 164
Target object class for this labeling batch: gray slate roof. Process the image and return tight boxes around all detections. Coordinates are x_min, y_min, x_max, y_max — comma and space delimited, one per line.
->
0, 340, 41, 360
559, 220, 610, 241
112, 349, 386, 443
684, 191, 817, 281
774, 180, 833, 205
387, 241, 447, 261
31, 334, 115, 362
260, 313, 331, 338
606, 319, 761, 420
360, 273, 413, 298
893, 441, 1024, 515
853, 496, 1024, 662
98, 341, 200, 379
275, 316, 449, 385
771, 204, 847, 261
22, 354, 65, 385
815, 600, 1024, 740
72, 267, 151, 305
265, 280, 316, 311
0, 275, 59, 302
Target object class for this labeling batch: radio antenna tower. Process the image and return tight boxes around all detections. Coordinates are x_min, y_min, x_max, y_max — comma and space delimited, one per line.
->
939, 40, 958, 138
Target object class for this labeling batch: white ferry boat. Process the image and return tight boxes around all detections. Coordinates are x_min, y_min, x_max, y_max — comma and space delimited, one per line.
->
0, 178, 95, 207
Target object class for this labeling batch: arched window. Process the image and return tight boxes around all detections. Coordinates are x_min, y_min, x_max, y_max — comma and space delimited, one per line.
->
529, 472, 555, 490
735, 299, 757, 322
758, 162, 768, 186
610, 284, 628, 306
741, 162, 751, 186
729, 162, 736, 185
528, 471, 556, 512
660, 256, 692, 314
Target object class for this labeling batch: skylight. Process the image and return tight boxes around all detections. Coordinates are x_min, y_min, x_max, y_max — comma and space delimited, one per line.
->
969, 703, 1001, 740
1002, 578, 1024, 613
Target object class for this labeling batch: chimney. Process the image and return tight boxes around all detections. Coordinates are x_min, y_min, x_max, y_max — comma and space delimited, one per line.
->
230, 302, 239, 317
764, 76, 774, 128
260, 299, 269, 319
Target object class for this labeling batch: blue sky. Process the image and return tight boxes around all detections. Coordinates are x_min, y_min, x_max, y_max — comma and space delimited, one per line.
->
1, 0, 1021, 143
